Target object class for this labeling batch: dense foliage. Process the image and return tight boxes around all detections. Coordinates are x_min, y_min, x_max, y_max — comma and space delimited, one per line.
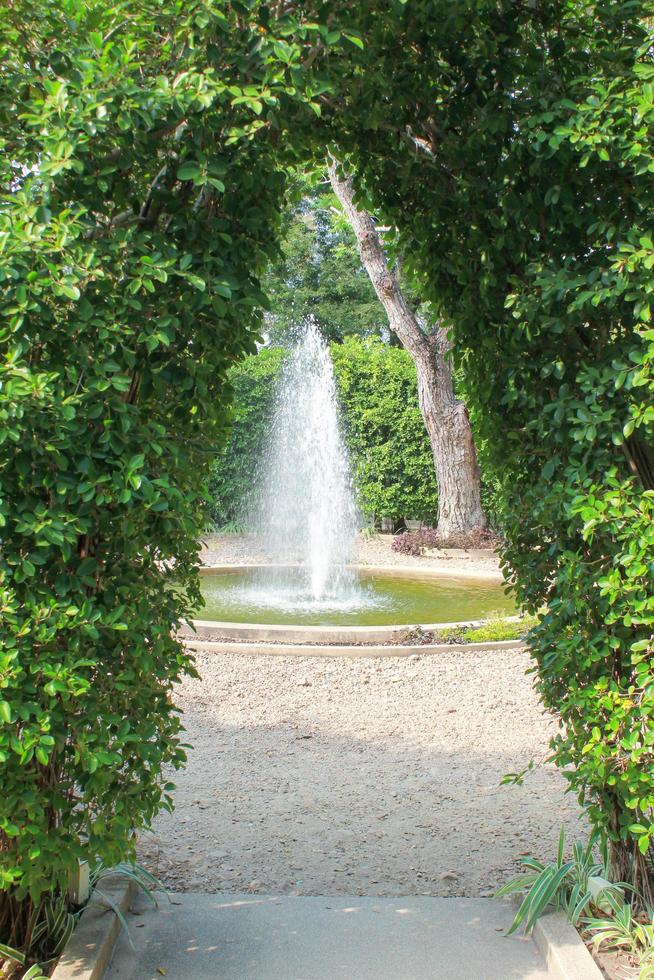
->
391, 526, 496, 556
207, 347, 286, 528
332, 338, 438, 522
323, 0, 654, 888
2, 0, 653, 956
208, 338, 438, 527
263, 188, 386, 342
0, 0, 350, 945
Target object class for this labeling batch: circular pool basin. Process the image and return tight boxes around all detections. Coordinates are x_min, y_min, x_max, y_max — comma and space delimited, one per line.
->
197, 566, 514, 627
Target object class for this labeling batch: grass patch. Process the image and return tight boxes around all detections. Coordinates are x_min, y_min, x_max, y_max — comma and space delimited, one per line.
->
429, 614, 538, 645
463, 616, 537, 643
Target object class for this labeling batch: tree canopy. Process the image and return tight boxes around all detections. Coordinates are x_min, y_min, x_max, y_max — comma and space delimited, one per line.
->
263, 185, 387, 342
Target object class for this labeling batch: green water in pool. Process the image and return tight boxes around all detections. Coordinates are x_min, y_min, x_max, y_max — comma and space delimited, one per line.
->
196, 568, 514, 626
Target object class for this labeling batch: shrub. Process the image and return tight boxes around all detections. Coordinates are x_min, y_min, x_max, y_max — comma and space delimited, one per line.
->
331, 0, 654, 891
391, 525, 499, 556
0, 0, 343, 950
207, 348, 287, 528
391, 532, 424, 557
331, 337, 439, 523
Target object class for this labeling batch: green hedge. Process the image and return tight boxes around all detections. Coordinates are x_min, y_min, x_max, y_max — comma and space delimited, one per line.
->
208, 347, 287, 529
328, 1, 654, 883
208, 337, 438, 527
331, 337, 438, 523
0, 1, 346, 942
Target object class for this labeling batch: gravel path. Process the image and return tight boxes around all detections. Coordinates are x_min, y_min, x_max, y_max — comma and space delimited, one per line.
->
139, 646, 581, 898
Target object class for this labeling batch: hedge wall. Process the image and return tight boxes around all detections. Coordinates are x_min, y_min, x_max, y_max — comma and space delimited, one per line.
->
0, 0, 349, 944
331, 337, 438, 523
207, 347, 287, 530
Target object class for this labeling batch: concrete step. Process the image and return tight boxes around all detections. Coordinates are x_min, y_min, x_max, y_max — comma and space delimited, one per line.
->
106, 893, 553, 980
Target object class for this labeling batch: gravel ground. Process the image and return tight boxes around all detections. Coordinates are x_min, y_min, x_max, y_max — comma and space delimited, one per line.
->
139, 646, 581, 898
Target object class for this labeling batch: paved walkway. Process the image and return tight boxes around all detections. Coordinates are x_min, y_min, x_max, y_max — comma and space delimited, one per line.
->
107, 894, 552, 980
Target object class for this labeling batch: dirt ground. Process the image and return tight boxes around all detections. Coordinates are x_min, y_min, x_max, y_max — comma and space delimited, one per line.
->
139, 644, 581, 898
199, 531, 502, 578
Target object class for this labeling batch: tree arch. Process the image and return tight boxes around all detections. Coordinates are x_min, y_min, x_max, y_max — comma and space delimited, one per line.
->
1, 0, 652, 950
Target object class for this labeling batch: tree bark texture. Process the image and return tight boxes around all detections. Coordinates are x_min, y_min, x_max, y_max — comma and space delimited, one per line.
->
328, 160, 487, 537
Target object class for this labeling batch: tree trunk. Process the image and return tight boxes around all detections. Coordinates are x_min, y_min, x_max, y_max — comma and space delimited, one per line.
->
328, 159, 486, 538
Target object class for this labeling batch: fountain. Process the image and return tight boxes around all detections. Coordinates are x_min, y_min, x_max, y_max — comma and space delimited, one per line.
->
252, 318, 362, 604
197, 320, 515, 634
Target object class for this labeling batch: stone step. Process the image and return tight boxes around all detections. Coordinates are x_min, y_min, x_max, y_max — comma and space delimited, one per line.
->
106, 893, 555, 980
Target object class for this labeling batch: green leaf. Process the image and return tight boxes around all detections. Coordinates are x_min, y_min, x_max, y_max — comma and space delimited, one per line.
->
0, 943, 25, 965
59, 283, 80, 301
177, 162, 201, 181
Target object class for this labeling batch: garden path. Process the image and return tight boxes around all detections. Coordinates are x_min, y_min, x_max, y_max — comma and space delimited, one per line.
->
138, 646, 580, 898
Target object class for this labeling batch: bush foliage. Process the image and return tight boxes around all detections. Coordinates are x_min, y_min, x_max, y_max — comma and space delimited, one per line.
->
208, 347, 287, 529
332, 338, 438, 522
326, 0, 654, 886
0, 0, 351, 940
208, 337, 439, 527
391, 526, 498, 556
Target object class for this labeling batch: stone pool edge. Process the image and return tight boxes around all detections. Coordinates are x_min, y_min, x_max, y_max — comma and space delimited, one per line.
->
184, 616, 524, 644
181, 637, 526, 658
198, 561, 504, 583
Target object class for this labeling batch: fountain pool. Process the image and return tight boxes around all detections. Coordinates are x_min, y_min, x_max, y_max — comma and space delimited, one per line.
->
203, 322, 513, 639
197, 567, 514, 627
